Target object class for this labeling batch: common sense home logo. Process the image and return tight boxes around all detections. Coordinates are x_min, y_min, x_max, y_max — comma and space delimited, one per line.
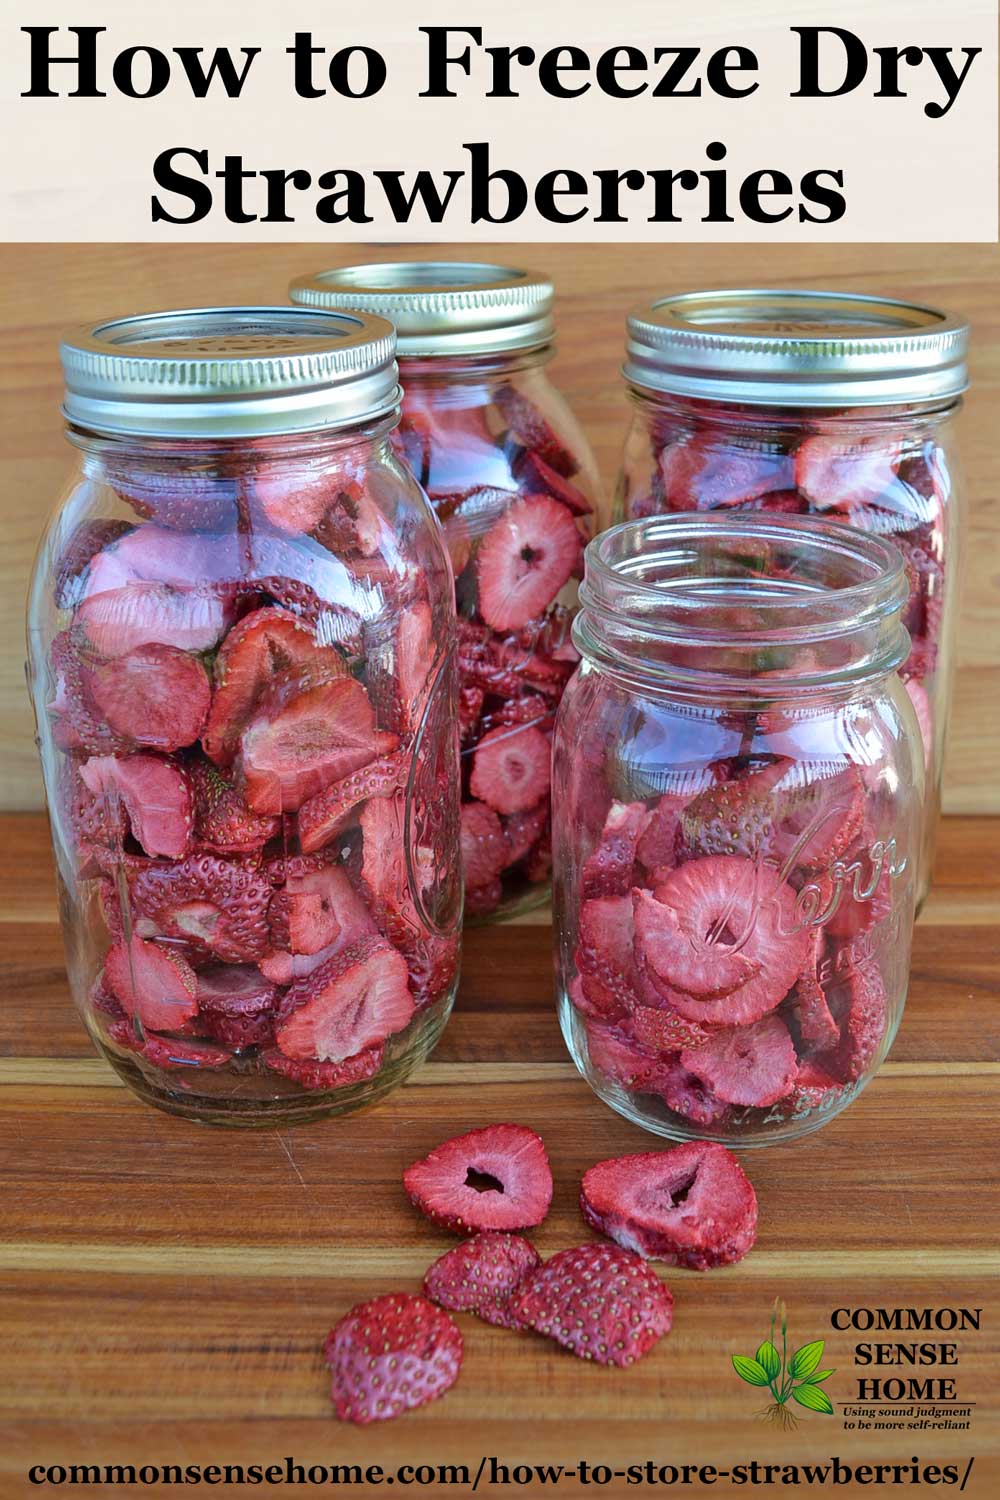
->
733, 1298, 837, 1430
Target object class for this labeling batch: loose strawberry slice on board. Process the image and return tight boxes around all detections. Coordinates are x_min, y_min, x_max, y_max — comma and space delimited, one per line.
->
404, 1123, 553, 1235
298, 754, 406, 855
680, 1013, 798, 1107
581, 1143, 758, 1270
424, 1232, 541, 1329
511, 1244, 673, 1367
469, 725, 551, 816
79, 754, 192, 860
262, 1043, 385, 1091
103, 935, 199, 1031
189, 759, 280, 854
325, 1293, 463, 1425
275, 936, 414, 1062
494, 385, 578, 478
84, 643, 210, 754
127, 853, 271, 962
581, 801, 646, 899
795, 431, 902, 510
476, 496, 582, 632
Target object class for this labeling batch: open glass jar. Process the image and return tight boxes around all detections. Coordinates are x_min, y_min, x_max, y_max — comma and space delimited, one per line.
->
290, 263, 601, 921
618, 290, 968, 908
553, 514, 922, 1146
27, 307, 461, 1126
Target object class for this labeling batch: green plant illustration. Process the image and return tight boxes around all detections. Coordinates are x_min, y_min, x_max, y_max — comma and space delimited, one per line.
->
732, 1297, 836, 1430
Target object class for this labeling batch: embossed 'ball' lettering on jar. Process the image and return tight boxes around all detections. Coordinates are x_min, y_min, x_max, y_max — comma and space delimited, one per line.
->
290, 263, 602, 922
27, 307, 461, 1126
552, 513, 921, 1146
617, 289, 969, 910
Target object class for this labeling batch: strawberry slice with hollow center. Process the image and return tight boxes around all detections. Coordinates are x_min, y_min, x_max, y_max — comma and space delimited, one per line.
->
103, 935, 198, 1031
275, 936, 414, 1062
680, 1013, 798, 1107
85, 643, 210, 754
475, 495, 582, 632
469, 725, 551, 815
403, 1123, 553, 1235
79, 754, 192, 860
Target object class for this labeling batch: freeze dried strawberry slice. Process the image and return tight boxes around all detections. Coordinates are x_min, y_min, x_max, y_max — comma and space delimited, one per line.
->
581, 1143, 758, 1270
194, 965, 278, 1048
268, 860, 373, 957
325, 1293, 463, 1425
358, 794, 425, 943
653, 1060, 729, 1126
494, 385, 578, 477
250, 455, 359, 536
239, 677, 393, 816
400, 932, 460, 1011
84, 643, 210, 754
189, 759, 280, 854
501, 802, 548, 869
103, 935, 198, 1031
512, 1244, 673, 1367
634, 859, 811, 1025
792, 934, 840, 1053
659, 435, 793, 511
458, 685, 484, 742
581, 801, 646, 898
203, 606, 346, 765
424, 1232, 541, 1329
576, 896, 640, 1011
680, 1013, 798, 1107
827, 964, 888, 1082
54, 519, 133, 610
127, 853, 271, 962
680, 761, 790, 860
396, 601, 435, 732
783, 1060, 842, 1113
78, 580, 230, 658
105, 463, 237, 532
584, 1022, 661, 1091
275, 936, 414, 1062
635, 794, 688, 878
514, 449, 593, 515
476, 496, 582, 632
404, 1123, 553, 1235
470, 725, 551, 815
461, 801, 508, 890
488, 694, 554, 733
262, 1043, 385, 1091
79, 754, 192, 860
298, 754, 405, 855
904, 678, 933, 769
108, 1019, 233, 1070
795, 432, 901, 510
626, 1004, 710, 1055
465, 879, 502, 916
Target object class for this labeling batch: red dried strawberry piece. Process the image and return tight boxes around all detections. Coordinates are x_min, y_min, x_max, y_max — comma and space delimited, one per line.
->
357, 794, 424, 944
268, 860, 372, 957
262, 1043, 385, 1091
469, 725, 551, 816
84, 643, 210, 754
79, 754, 192, 860
297, 753, 406, 855
581, 801, 646, 899
249, 455, 356, 535
313, 483, 390, 557
501, 802, 548, 869
569, 975, 623, 1024
194, 965, 278, 1048
189, 759, 280, 854
576, 895, 639, 1011
239, 676, 393, 815
581, 1143, 758, 1270
79, 580, 231, 658
203, 606, 345, 766
108, 1017, 234, 1069
680, 1013, 798, 1107
275, 935, 414, 1062
458, 684, 484, 742
424, 1232, 541, 1329
487, 694, 554, 733
735, 490, 808, 515
127, 853, 271, 962
400, 932, 460, 1011
904, 678, 932, 769
325, 1293, 463, 1425
635, 794, 688, 878
103, 935, 199, 1031
54, 519, 133, 610
404, 1123, 553, 1235
584, 1022, 661, 1091
793, 934, 840, 1053
494, 385, 578, 477
464, 879, 502, 917
795, 432, 901, 510
512, 1243, 672, 1367
653, 1060, 728, 1125
659, 435, 793, 511
626, 1004, 710, 1055
827, 964, 888, 1082
781, 1060, 843, 1113
824, 844, 894, 940
460, 802, 508, 890
680, 761, 790, 860
104, 463, 236, 532
514, 449, 593, 515
476, 496, 582, 632
634, 859, 811, 1025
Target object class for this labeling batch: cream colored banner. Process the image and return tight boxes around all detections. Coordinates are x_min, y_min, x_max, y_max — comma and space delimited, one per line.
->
1, 0, 996, 241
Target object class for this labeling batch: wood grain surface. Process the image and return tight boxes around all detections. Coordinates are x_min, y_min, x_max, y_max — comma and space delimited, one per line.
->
1, 242, 999, 813
0, 813, 997, 1497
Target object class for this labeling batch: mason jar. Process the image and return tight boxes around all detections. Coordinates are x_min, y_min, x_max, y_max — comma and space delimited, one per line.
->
27, 307, 461, 1126
617, 290, 968, 909
289, 263, 601, 921
553, 514, 922, 1146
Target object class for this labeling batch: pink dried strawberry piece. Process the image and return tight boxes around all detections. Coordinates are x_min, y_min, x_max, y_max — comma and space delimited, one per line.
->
904, 678, 932, 769
127, 853, 271, 962
458, 684, 484, 742
313, 483, 390, 558
514, 449, 592, 515
511, 1243, 673, 1367
275, 935, 414, 1062
576, 895, 640, 1010
460, 801, 508, 890
79, 754, 192, 860
634, 859, 811, 1025
325, 1293, 463, 1425
584, 1022, 661, 1092
249, 455, 357, 535
659, 435, 793, 511
679, 760, 790, 861
469, 725, 551, 816
395, 601, 435, 733
357, 793, 425, 944
783, 1060, 843, 1113
262, 1043, 384, 1091
195, 965, 278, 1048
653, 1060, 729, 1126
424, 1231, 541, 1329
78, 580, 231, 658
476, 496, 582, 632
488, 693, 554, 733
298, 753, 405, 855
84, 643, 210, 754
105, 463, 236, 532
795, 431, 901, 510
626, 1004, 710, 1055
54, 519, 133, 610
465, 879, 502, 917
827, 964, 888, 1082
268, 860, 373, 957
189, 759, 280, 854
824, 845, 894, 940
793, 934, 840, 1053
239, 676, 394, 816
501, 802, 548, 869
569, 975, 625, 1025
581, 1143, 758, 1270
680, 1013, 798, 1107
635, 794, 688, 878
404, 1123, 553, 1235
108, 1017, 234, 1069
494, 385, 578, 478
103, 935, 199, 1031
581, 801, 646, 899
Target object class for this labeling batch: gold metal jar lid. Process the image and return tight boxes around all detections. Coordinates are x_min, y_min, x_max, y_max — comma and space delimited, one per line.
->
289, 262, 554, 357
60, 306, 400, 438
624, 289, 970, 408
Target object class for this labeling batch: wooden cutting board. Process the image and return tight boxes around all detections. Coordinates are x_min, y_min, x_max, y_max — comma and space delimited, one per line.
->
0, 813, 997, 1497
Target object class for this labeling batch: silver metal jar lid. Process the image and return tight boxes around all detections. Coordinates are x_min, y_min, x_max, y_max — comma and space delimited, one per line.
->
624, 289, 970, 408
289, 262, 554, 357
60, 306, 400, 438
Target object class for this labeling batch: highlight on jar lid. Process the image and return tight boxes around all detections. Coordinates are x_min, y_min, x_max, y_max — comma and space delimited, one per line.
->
289, 262, 554, 356
59, 305, 400, 438
624, 288, 970, 408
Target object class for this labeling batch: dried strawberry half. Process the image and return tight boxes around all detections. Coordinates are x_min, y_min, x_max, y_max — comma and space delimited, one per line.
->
795, 431, 901, 511
262, 1043, 384, 1091
325, 1293, 462, 1425
189, 758, 280, 854
79, 754, 192, 860
275, 935, 414, 1062
54, 519, 133, 610
494, 384, 578, 477
680, 1013, 798, 1107
103, 935, 199, 1032
194, 965, 278, 1048
511, 1244, 673, 1367
581, 801, 646, 899
298, 753, 405, 855
84, 643, 210, 754
469, 725, 551, 815
581, 1142, 758, 1270
476, 496, 582, 632
423, 1232, 541, 1329
404, 1123, 553, 1235
127, 853, 271, 962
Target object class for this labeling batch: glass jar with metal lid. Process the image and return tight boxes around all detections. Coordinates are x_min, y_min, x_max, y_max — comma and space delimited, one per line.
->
616, 289, 969, 909
27, 306, 461, 1126
290, 263, 602, 923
